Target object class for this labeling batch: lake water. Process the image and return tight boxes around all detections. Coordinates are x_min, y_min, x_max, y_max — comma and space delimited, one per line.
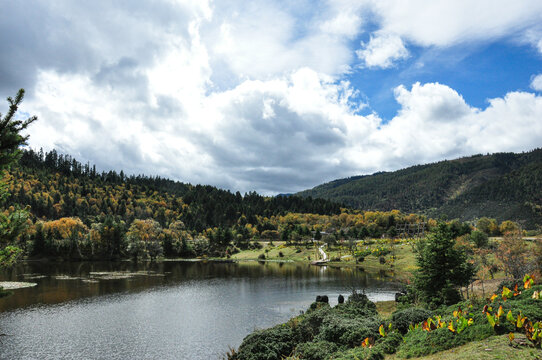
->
0, 260, 401, 359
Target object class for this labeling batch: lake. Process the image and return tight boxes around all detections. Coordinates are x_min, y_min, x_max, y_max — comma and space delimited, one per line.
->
0, 260, 401, 359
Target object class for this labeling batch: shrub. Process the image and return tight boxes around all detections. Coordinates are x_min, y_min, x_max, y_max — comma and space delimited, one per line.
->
397, 323, 494, 358
315, 315, 379, 347
376, 331, 403, 354
294, 304, 332, 342
469, 230, 489, 248
0, 286, 12, 298
234, 324, 296, 360
316, 295, 329, 303
258, 253, 266, 260
334, 292, 378, 317
327, 345, 384, 360
278, 251, 284, 257
391, 307, 433, 334
293, 340, 339, 360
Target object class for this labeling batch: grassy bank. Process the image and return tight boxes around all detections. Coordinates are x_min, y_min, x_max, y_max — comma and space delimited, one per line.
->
229, 240, 418, 280
386, 334, 542, 360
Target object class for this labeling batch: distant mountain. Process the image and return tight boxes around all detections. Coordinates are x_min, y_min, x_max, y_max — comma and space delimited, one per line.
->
297, 148, 542, 226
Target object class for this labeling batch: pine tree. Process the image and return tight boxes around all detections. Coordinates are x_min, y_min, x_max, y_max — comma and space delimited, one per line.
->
0, 89, 37, 267
414, 222, 475, 307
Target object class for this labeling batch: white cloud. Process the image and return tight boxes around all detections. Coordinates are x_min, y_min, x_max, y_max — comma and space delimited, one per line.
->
366, 0, 542, 47
356, 32, 409, 68
531, 74, 542, 91
353, 1, 542, 68
374, 83, 542, 167
6, 0, 542, 195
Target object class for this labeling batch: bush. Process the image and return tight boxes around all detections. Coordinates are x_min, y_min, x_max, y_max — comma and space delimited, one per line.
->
0, 286, 12, 298
469, 230, 489, 248
258, 253, 266, 260
294, 304, 332, 342
293, 340, 339, 360
249, 242, 263, 250
397, 323, 494, 358
376, 331, 403, 354
278, 251, 284, 257
334, 292, 378, 318
391, 307, 433, 334
327, 346, 384, 360
234, 324, 296, 360
315, 315, 379, 347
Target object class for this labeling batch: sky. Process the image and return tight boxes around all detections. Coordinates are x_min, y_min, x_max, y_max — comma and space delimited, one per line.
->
1, 0, 542, 195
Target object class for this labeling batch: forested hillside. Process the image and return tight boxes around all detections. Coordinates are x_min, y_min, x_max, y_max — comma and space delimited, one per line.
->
11, 149, 342, 230
5, 149, 429, 261
298, 148, 542, 226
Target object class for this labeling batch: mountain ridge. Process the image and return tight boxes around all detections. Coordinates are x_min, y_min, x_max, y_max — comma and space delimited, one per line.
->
297, 148, 542, 225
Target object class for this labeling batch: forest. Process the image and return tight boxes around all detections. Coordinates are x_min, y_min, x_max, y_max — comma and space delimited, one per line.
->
2, 148, 439, 261
298, 149, 542, 226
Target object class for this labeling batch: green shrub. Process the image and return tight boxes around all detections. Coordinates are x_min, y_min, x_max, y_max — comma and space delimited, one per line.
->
397, 323, 494, 358
376, 331, 403, 354
469, 230, 489, 248
293, 340, 339, 360
258, 253, 266, 260
315, 315, 379, 347
391, 307, 433, 334
0, 286, 11, 298
235, 324, 296, 360
327, 345, 384, 360
330, 291, 376, 315
294, 304, 332, 342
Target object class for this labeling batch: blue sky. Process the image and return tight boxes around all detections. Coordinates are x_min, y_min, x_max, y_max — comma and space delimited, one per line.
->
354, 41, 542, 121
1, 0, 542, 194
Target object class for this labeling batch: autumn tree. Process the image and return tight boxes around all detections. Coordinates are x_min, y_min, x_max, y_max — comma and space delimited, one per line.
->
42, 217, 88, 258
496, 230, 530, 280
0, 89, 37, 267
164, 220, 192, 257
476, 217, 499, 236
124, 219, 163, 261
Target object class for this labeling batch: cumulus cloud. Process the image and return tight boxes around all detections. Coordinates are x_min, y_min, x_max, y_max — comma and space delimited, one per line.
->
354, 1, 542, 68
356, 32, 409, 68
3, 0, 542, 194
366, 0, 542, 47
531, 74, 542, 91
374, 83, 542, 167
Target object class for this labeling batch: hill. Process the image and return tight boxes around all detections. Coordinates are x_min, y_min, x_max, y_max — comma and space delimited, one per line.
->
9, 149, 342, 232
297, 148, 542, 226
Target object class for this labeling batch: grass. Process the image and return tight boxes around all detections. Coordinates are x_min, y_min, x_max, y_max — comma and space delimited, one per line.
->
230, 240, 419, 281
375, 300, 397, 318
386, 334, 542, 360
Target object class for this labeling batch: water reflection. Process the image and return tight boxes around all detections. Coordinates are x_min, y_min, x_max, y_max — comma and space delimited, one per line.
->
0, 261, 401, 359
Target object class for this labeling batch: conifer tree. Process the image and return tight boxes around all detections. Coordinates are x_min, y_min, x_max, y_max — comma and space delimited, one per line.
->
0, 89, 37, 267
414, 222, 475, 307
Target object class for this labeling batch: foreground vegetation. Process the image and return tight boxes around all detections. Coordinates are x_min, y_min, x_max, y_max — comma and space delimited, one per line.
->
228, 281, 542, 360
229, 223, 542, 359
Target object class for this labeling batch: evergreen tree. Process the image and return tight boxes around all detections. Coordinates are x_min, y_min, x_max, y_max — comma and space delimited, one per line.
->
414, 222, 475, 308
0, 89, 37, 267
